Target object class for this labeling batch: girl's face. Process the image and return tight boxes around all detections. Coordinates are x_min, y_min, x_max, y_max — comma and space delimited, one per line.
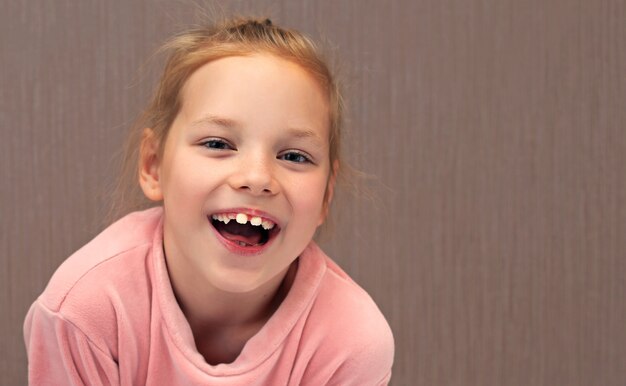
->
140, 54, 334, 293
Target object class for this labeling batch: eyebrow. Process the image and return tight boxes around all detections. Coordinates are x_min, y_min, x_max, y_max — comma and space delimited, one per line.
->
284, 127, 325, 144
189, 115, 241, 130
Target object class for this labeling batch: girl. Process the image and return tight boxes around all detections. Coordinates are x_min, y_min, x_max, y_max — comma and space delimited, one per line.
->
24, 17, 394, 385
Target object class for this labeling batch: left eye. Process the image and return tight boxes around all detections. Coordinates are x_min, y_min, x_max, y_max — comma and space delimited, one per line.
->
201, 139, 234, 150
278, 151, 312, 164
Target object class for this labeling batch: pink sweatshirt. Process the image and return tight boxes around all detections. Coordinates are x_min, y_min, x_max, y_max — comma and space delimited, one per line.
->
24, 208, 394, 385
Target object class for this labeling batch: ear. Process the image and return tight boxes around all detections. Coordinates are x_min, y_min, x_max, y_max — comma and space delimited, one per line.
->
319, 160, 339, 225
138, 128, 164, 202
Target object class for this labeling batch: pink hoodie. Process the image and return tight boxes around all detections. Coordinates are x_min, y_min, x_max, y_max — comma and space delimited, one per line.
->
24, 208, 394, 385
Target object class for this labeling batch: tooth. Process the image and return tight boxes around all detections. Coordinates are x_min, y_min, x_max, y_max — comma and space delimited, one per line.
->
223, 217, 230, 224
250, 216, 262, 226
236, 213, 248, 224
228, 214, 236, 219
212, 214, 218, 220
262, 221, 275, 230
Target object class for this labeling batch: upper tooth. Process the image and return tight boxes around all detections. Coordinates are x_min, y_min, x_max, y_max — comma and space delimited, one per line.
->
214, 212, 275, 228
236, 213, 248, 224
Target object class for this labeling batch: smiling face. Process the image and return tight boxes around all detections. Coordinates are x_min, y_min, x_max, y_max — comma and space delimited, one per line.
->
139, 54, 335, 294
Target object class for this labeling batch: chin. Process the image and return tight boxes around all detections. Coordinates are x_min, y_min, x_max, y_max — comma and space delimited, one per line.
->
208, 269, 270, 294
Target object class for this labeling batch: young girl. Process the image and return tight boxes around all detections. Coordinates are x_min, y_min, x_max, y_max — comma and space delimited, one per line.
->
24, 17, 394, 385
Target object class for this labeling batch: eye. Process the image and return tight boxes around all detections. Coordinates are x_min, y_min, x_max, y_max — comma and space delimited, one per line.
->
200, 138, 234, 151
278, 151, 313, 164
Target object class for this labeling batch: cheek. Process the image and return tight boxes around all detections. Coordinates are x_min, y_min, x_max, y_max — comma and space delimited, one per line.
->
161, 155, 219, 204
291, 174, 330, 214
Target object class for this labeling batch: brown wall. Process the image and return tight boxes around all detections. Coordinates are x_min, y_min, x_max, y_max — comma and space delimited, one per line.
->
2, 1, 625, 385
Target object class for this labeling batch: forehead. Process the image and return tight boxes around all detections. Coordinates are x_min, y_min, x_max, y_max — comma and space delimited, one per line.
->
176, 54, 330, 139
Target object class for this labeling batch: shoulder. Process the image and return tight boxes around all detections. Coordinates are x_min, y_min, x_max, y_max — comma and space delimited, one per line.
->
40, 207, 162, 309
31, 208, 163, 350
301, 245, 395, 384
318, 254, 395, 361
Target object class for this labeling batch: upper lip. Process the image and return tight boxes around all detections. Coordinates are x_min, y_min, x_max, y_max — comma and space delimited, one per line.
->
209, 207, 281, 227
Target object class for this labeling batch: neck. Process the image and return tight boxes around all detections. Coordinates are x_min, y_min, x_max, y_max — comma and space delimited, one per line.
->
164, 248, 298, 333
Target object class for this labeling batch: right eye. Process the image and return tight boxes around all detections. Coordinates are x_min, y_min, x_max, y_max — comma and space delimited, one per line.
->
200, 138, 234, 151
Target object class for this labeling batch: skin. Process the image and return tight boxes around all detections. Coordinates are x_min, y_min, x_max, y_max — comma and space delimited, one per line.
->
138, 54, 336, 364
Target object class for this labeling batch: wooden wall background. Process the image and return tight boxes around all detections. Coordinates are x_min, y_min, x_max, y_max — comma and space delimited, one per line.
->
1, 1, 624, 385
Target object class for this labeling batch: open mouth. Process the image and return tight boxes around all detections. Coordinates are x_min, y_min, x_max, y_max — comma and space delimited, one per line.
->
210, 212, 280, 248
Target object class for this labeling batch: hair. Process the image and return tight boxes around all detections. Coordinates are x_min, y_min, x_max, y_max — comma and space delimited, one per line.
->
108, 16, 347, 224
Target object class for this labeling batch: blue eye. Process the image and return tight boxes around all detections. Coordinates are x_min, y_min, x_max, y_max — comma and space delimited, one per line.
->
279, 151, 312, 164
201, 139, 233, 150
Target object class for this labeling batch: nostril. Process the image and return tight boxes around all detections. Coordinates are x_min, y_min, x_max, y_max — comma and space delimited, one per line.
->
230, 173, 276, 195
238, 185, 270, 194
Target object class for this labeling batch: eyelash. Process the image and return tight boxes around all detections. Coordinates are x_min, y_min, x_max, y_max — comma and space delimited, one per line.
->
278, 151, 313, 164
200, 138, 234, 150
199, 139, 313, 164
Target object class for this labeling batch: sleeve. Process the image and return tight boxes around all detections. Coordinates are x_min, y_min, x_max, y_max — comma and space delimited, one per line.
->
24, 301, 120, 386
299, 314, 395, 386
323, 330, 395, 386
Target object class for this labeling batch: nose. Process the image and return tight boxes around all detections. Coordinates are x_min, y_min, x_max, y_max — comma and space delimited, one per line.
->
228, 154, 279, 196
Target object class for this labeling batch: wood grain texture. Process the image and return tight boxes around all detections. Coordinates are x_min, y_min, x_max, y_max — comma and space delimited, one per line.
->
1, 1, 624, 385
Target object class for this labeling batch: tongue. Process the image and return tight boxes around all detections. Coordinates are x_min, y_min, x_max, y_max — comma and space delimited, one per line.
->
217, 222, 262, 246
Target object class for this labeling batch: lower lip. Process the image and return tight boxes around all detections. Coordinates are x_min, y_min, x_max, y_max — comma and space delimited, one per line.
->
208, 218, 278, 257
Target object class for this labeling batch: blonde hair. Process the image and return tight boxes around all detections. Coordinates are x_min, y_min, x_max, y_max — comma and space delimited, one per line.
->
109, 17, 345, 223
